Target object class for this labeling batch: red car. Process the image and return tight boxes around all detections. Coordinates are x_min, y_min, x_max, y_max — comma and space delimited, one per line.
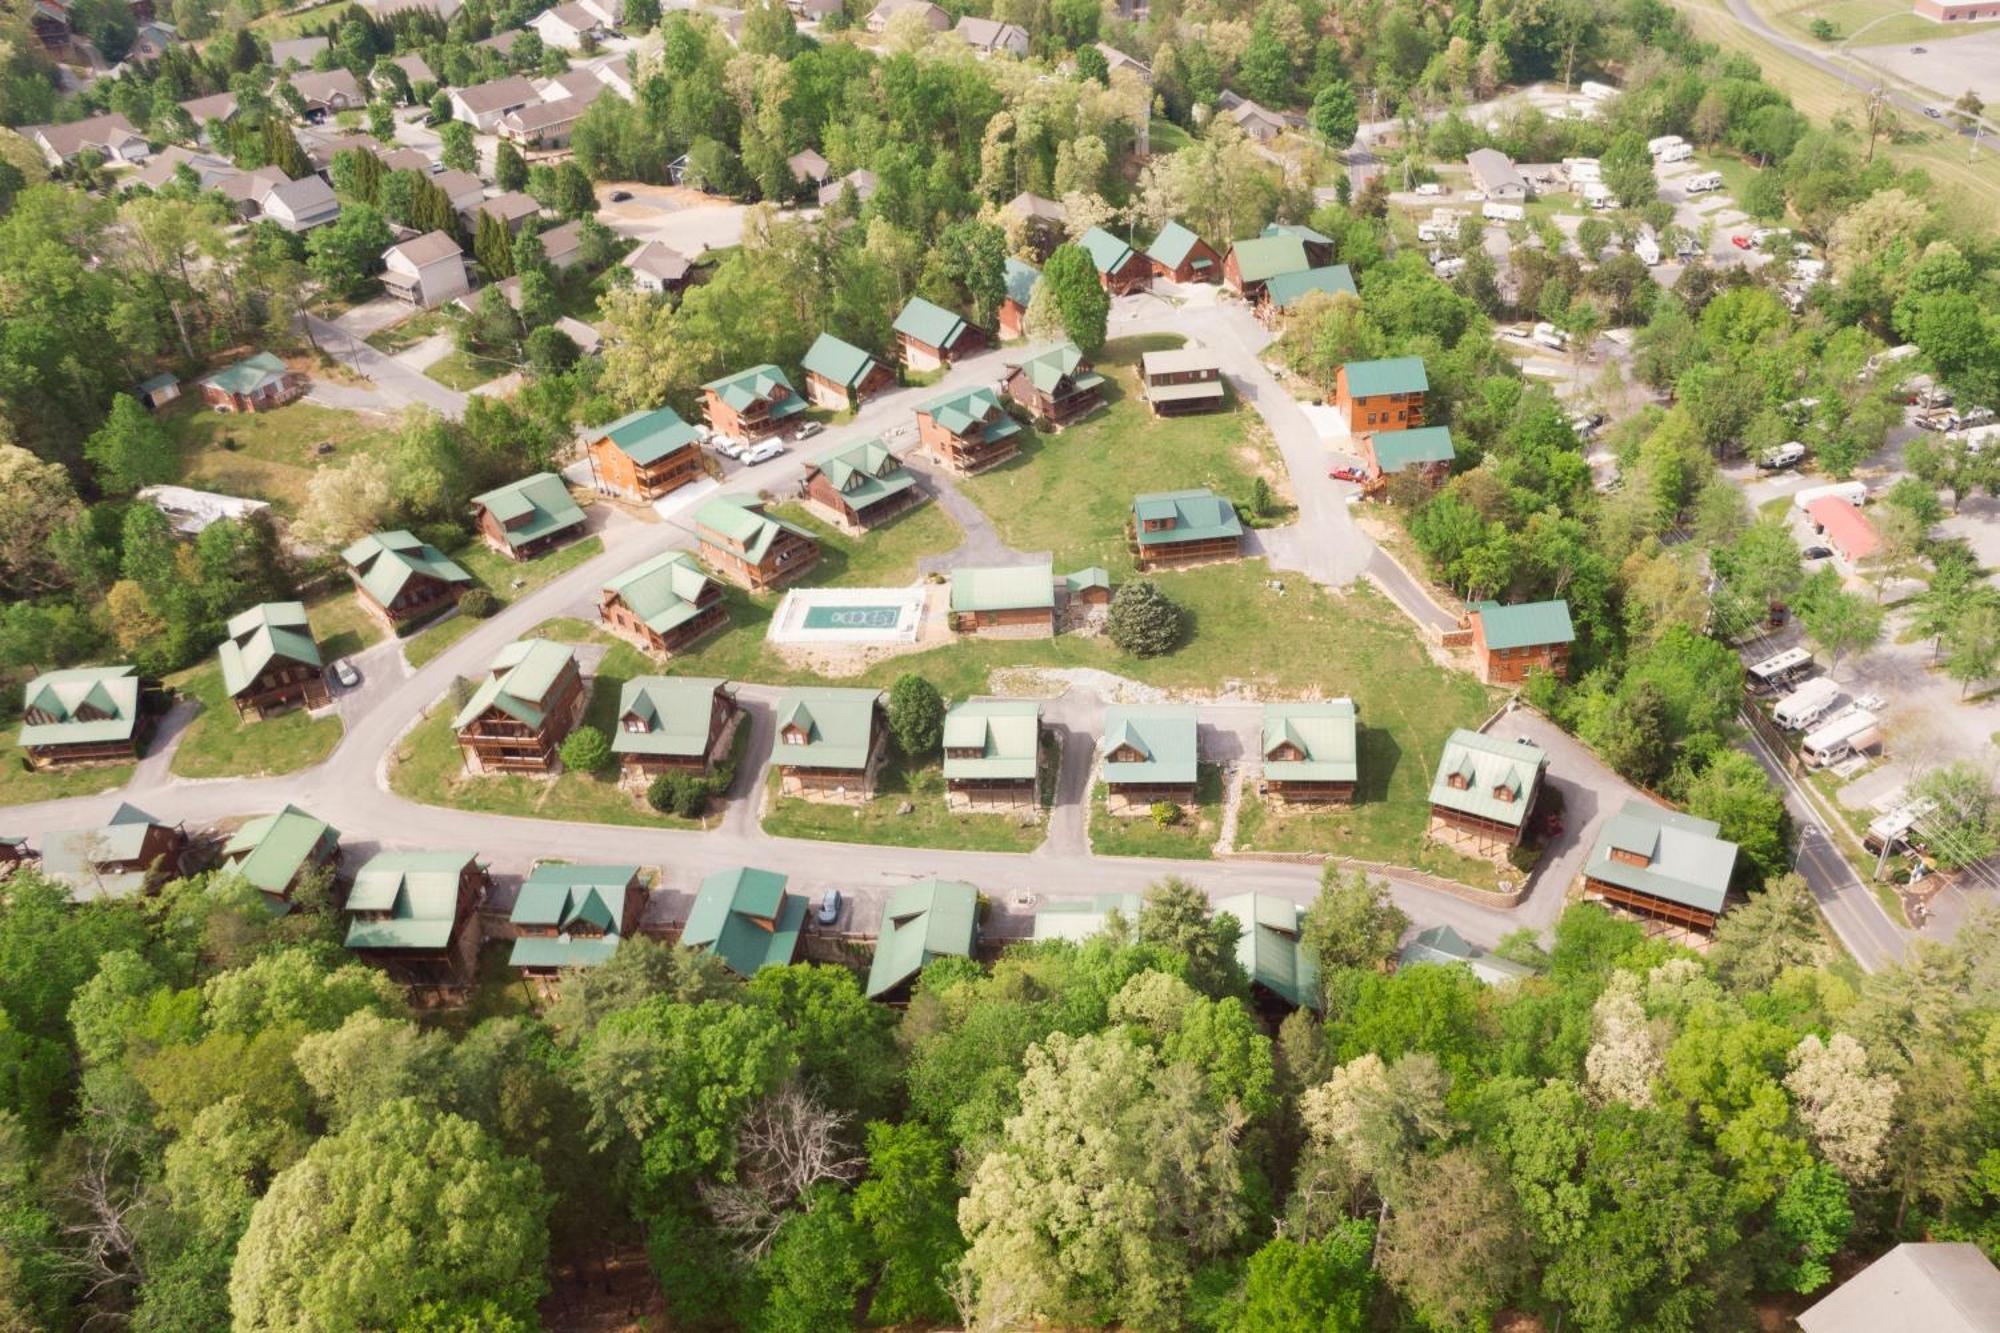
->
1328, 465, 1367, 483
1730, 234, 1752, 250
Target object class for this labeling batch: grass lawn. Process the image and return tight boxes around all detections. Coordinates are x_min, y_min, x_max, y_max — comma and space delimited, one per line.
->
307, 588, 387, 661
165, 396, 400, 512
1147, 118, 1193, 156
769, 500, 963, 587
365, 307, 455, 355
0, 760, 133, 808
761, 751, 1046, 853
1089, 764, 1225, 859
166, 662, 344, 780
402, 535, 604, 668
1232, 791, 1512, 892
424, 349, 507, 391
1767, 0, 2000, 45
958, 334, 1286, 573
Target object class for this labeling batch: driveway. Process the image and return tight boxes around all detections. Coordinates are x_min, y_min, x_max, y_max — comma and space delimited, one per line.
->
304, 313, 469, 419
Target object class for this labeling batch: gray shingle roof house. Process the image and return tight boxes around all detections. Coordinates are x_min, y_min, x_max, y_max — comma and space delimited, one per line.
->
1798, 1243, 2000, 1333
1467, 148, 1527, 201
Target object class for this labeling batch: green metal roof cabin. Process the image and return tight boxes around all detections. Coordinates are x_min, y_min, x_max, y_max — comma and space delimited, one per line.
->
695, 495, 816, 564
1099, 705, 1200, 787
601, 551, 723, 644
683, 866, 807, 977
950, 562, 1055, 614
592, 405, 703, 465
1398, 924, 1534, 985
470, 472, 587, 559
942, 698, 1041, 783
773, 686, 885, 773
1130, 487, 1243, 564
1146, 220, 1212, 273
219, 804, 338, 911
218, 602, 321, 698
867, 878, 980, 999
451, 639, 579, 732
612, 675, 731, 762
1262, 264, 1358, 312
1003, 256, 1039, 308
18, 665, 145, 760
805, 437, 921, 527
342, 850, 484, 957
801, 332, 878, 390
1340, 355, 1430, 398
1225, 234, 1310, 290
1428, 729, 1549, 850
1213, 892, 1321, 1009
1470, 599, 1576, 650
1260, 699, 1358, 798
1367, 425, 1456, 475
893, 296, 970, 349
40, 803, 183, 903
509, 863, 642, 972
1583, 799, 1740, 932
1032, 891, 1145, 941
340, 530, 473, 624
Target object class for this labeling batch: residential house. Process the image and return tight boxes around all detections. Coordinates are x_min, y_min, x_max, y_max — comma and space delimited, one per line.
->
801, 333, 896, 411
702, 363, 806, 440
1222, 233, 1309, 299
802, 438, 924, 531
1147, 219, 1220, 284
129, 19, 176, 60
430, 167, 487, 212
584, 405, 705, 501
380, 51, 435, 90
1141, 346, 1226, 415
1228, 98, 1286, 141
1004, 341, 1104, 426
529, 0, 608, 48
199, 352, 306, 412
178, 91, 239, 129
1258, 264, 1356, 324
1333, 356, 1427, 435
380, 230, 469, 307
218, 602, 328, 719
1427, 729, 1548, 857
599, 551, 728, 655
139, 484, 269, 535
866, 0, 948, 31
134, 372, 179, 410
21, 111, 150, 168
460, 190, 542, 235
498, 73, 606, 147
258, 174, 340, 232
375, 146, 432, 173
950, 563, 1056, 636
817, 168, 877, 207
287, 68, 365, 120
17, 666, 152, 770
916, 385, 1021, 473
1398, 924, 1535, 985
219, 804, 340, 913
1363, 425, 1455, 488
1582, 799, 1740, 933
786, 147, 829, 191
789, 0, 843, 18
1468, 599, 1575, 685
999, 256, 1039, 339
892, 296, 983, 371
772, 686, 887, 799
1032, 892, 1144, 941
1099, 704, 1199, 810
695, 496, 819, 590
476, 28, 522, 55
470, 472, 587, 561
1064, 566, 1112, 608
1798, 1243, 2000, 1333
1467, 147, 1528, 201
451, 74, 542, 130
215, 167, 293, 219
866, 878, 979, 1000
943, 699, 1041, 811
1097, 42, 1151, 81
611, 675, 736, 780
509, 863, 645, 973
1260, 699, 1358, 804
268, 35, 329, 65
29, 0, 70, 53
39, 804, 186, 903
341, 530, 473, 628
621, 239, 693, 295
683, 867, 807, 977
537, 218, 588, 270
1214, 893, 1321, 1010
1130, 487, 1243, 568
343, 850, 489, 986
1806, 496, 1881, 567
452, 638, 586, 775
956, 14, 1028, 55
1003, 191, 1067, 256
1263, 222, 1334, 266
1077, 225, 1152, 294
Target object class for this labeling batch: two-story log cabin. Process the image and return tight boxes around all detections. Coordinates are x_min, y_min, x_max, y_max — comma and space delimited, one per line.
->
1141, 347, 1227, 415
1362, 425, 1456, 490
942, 698, 1041, 811
40, 803, 187, 903
915, 385, 1022, 474
1334, 356, 1428, 436
892, 296, 983, 371
702, 364, 807, 441
1222, 233, 1310, 300
451, 639, 586, 775
218, 602, 330, 719
683, 866, 808, 977
998, 257, 1039, 340
219, 804, 340, 913
585, 406, 706, 502
1130, 488, 1244, 568
800, 333, 897, 411
17, 665, 154, 770
1004, 342, 1105, 427
1427, 729, 1548, 858
1468, 600, 1575, 686
612, 675, 738, 783
599, 550, 728, 655
771, 686, 886, 800
1260, 699, 1358, 805
694, 496, 820, 591
802, 438, 925, 531
1581, 800, 1740, 934
1099, 705, 1200, 813
1146, 220, 1221, 284
1077, 225, 1153, 294
508, 863, 646, 974
343, 850, 490, 986
341, 531, 474, 629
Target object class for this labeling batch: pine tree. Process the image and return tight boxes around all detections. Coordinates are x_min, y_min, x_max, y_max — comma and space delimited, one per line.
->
475, 212, 515, 280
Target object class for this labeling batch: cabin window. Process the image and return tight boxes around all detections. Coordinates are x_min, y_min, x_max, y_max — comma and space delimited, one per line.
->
1446, 772, 1469, 790
624, 717, 649, 734
1493, 783, 1515, 803
782, 726, 807, 746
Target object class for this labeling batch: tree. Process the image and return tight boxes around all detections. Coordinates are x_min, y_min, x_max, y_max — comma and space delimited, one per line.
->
1709, 874, 1830, 992
1233, 1222, 1376, 1332
1908, 762, 1999, 870
295, 452, 394, 546
1137, 877, 1244, 997
438, 120, 476, 174
1036, 242, 1110, 353
1785, 1034, 1897, 1184
886, 674, 945, 759
1107, 579, 1183, 657
0, 446, 83, 597
559, 725, 612, 775
1301, 867, 1409, 977
1800, 586, 1882, 668
1310, 80, 1360, 151
1683, 750, 1789, 887
1943, 603, 2000, 697
475, 211, 516, 280
494, 140, 527, 193
850, 1120, 962, 1325
1772, 1161, 1852, 1294
305, 203, 392, 300
554, 162, 595, 219
83, 393, 177, 494
1377, 1147, 1532, 1330
1584, 971, 1660, 1108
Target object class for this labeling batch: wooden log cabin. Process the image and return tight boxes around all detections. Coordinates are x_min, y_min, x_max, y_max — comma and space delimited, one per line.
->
1581, 799, 1739, 934
219, 602, 330, 719
1256, 264, 1357, 326
694, 496, 820, 591
1260, 699, 1358, 805
802, 438, 925, 531
702, 364, 807, 441
771, 686, 886, 800
343, 850, 490, 987
1363, 425, 1456, 490
682, 866, 807, 978
611, 675, 737, 782
1222, 233, 1309, 301
801, 333, 897, 411
1077, 225, 1152, 294
915, 385, 1023, 474
17, 665, 154, 770
40, 804, 187, 903
341, 531, 474, 630
198, 352, 306, 413
1334, 356, 1428, 436
949, 563, 1056, 636
585, 406, 706, 502
1141, 347, 1227, 415
470, 472, 588, 562
942, 698, 1041, 811
1427, 729, 1548, 858
892, 296, 983, 371
599, 551, 728, 655
1147, 219, 1221, 284
508, 863, 646, 975
1098, 705, 1200, 812
1004, 342, 1105, 426
1129, 488, 1243, 568
866, 878, 979, 1000
451, 639, 586, 775
218, 804, 339, 913
999, 257, 1038, 340
1468, 599, 1575, 686
1263, 222, 1334, 267
1214, 892, 1322, 1011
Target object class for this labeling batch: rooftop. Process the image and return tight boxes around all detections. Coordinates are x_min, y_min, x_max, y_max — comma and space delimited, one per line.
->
810, 438, 916, 512
450, 639, 577, 732
773, 686, 883, 771
1472, 599, 1575, 650
1214, 892, 1320, 1009
1264, 264, 1357, 310
695, 496, 814, 563
344, 850, 478, 951
19, 665, 142, 748
220, 803, 336, 903
950, 562, 1054, 614
592, 405, 701, 466
1428, 729, 1548, 829
1370, 425, 1456, 473
893, 296, 969, 349
801, 332, 880, 389
341, 530, 473, 607
1099, 704, 1199, 785
683, 866, 806, 977
1131, 487, 1243, 547
1147, 219, 1209, 270
1397, 924, 1534, 985
218, 601, 321, 699
1341, 355, 1429, 398
1228, 234, 1310, 284
471, 472, 586, 550
942, 698, 1040, 782
613, 674, 729, 757
1586, 799, 1739, 916
1261, 699, 1358, 784
867, 878, 979, 997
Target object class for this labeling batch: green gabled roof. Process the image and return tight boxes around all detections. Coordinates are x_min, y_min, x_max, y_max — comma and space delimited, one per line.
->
137, 372, 179, 394
41, 803, 171, 902
1398, 924, 1534, 985
1099, 704, 1198, 785
201, 351, 289, 395
1032, 891, 1144, 941
1214, 892, 1320, 1009
801, 333, 879, 390
1587, 800, 1738, 916
1342, 355, 1428, 397
1131, 487, 1243, 547
950, 562, 1054, 614
813, 438, 917, 512
1064, 566, 1111, 594
893, 297, 969, 349
1370, 426, 1456, 473
509, 864, 636, 966
218, 602, 321, 699
702, 364, 805, 419
1472, 599, 1575, 650
866, 878, 979, 998
774, 686, 882, 771
1263, 221, 1332, 246
1010, 342, 1103, 397
344, 850, 477, 952
1428, 729, 1547, 830
341, 531, 472, 607
509, 935, 621, 968
1264, 264, 1357, 310
593, 406, 701, 466
1004, 256, 1039, 306
942, 698, 1040, 781
684, 866, 805, 978
1262, 699, 1357, 783
695, 496, 815, 563
451, 639, 576, 731
603, 551, 717, 635
472, 472, 586, 550
221, 803, 336, 900
922, 385, 1020, 443
613, 675, 728, 757
1147, 220, 1207, 269
1076, 225, 1135, 275
1228, 234, 1310, 284
18, 665, 142, 748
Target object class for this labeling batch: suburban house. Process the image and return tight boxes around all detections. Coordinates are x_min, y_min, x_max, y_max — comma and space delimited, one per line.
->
255, 175, 340, 231
1259, 264, 1357, 323
22, 111, 150, 168
1097, 42, 1151, 81
1805, 496, 1881, 567
1798, 1243, 2000, 1333
1467, 147, 1528, 201
612, 675, 736, 781
1214, 893, 1321, 1010
529, 0, 609, 48
943, 699, 1041, 811
451, 74, 541, 130
452, 639, 586, 775
772, 686, 887, 800
1130, 487, 1243, 568
1398, 924, 1535, 985
999, 257, 1039, 339
1223, 233, 1310, 299
380, 231, 469, 307
1581, 799, 1740, 933
199, 352, 305, 412
916, 385, 1022, 473
1004, 192, 1067, 254
787, 147, 830, 191
17, 666, 152, 769
1141, 346, 1226, 414
381, 51, 435, 89
1147, 220, 1220, 284
126, 145, 234, 192
287, 68, 365, 119
801, 332, 896, 410
621, 239, 693, 294
1077, 225, 1152, 294
219, 602, 328, 719
498, 74, 606, 147
866, 0, 949, 31
818, 168, 877, 207
955, 14, 1028, 55
536, 218, 588, 271
1099, 704, 1200, 811
128, 18, 177, 60
218, 803, 339, 913
1427, 729, 1549, 857
1333, 356, 1428, 435
1469, 599, 1575, 685
509, 863, 644, 974
134, 373, 179, 410
802, 438, 924, 531
461, 190, 542, 235
585, 406, 705, 501
600, 551, 728, 655
789, 0, 843, 19
341, 531, 473, 628
1228, 98, 1286, 141
1363, 425, 1455, 488
343, 850, 490, 986
179, 90, 239, 128
683, 866, 807, 977
866, 878, 979, 1000
268, 35, 330, 65
950, 563, 1056, 636
1004, 341, 1105, 426
1260, 699, 1358, 804
40, 804, 187, 903
892, 296, 983, 371
702, 364, 806, 440
469, 472, 587, 561
694, 496, 819, 590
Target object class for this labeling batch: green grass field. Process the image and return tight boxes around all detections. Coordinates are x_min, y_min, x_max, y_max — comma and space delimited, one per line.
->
306, 588, 387, 661
364, 307, 454, 355
166, 662, 343, 780
402, 535, 604, 669
0, 759, 133, 809
1147, 118, 1194, 156
165, 396, 400, 513
770, 499, 964, 587
761, 753, 1046, 853
1231, 789, 1509, 891
1767, 0, 2000, 47
1089, 765, 1226, 859
424, 349, 507, 391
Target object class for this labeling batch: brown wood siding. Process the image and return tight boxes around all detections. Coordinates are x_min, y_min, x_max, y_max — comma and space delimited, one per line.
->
599, 588, 729, 655
1471, 615, 1571, 685
1585, 877, 1719, 932
1150, 238, 1222, 285
1133, 533, 1241, 568
1098, 250, 1152, 294
587, 436, 704, 501
233, 661, 331, 719
1266, 779, 1355, 804
915, 411, 1019, 475
698, 528, 819, 592
950, 605, 1054, 635
456, 660, 585, 773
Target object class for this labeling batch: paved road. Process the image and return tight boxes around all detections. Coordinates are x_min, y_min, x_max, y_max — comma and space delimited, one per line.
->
304, 313, 470, 420
1721, 0, 1957, 125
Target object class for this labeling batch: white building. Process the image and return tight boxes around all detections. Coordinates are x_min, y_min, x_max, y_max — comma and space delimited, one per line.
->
381, 231, 471, 307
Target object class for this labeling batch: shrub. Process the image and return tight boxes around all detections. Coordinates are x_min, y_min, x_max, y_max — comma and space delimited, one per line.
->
559, 726, 611, 775
459, 588, 498, 619
1151, 801, 1183, 827
648, 770, 724, 819
1107, 579, 1184, 658
1249, 475, 1275, 518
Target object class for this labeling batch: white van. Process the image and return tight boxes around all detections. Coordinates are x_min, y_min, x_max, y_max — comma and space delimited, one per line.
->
1774, 677, 1841, 730
1802, 708, 1880, 767
1792, 481, 1868, 511
1415, 182, 1446, 196
1483, 202, 1525, 223
1532, 322, 1568, 351
1417, 222, 1450, 243
1656, 142, 1694, 164
1685, 172, 1724, 193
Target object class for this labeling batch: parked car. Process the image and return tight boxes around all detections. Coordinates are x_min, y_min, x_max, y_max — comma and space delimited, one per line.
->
1802, 545, 1833, 561
1415, 182, 1446, 196
744, 440, 785, 465
711, 436, 744, 460
332, 660, 360, 688
1731, 234, 1752, 249
790, 421, 824, 443
609, 190, 632, 202
816, 889, 842, 926
1925, 106, 1943, 119
1328, 464, 1366, 483
1911, 45, 1927, 53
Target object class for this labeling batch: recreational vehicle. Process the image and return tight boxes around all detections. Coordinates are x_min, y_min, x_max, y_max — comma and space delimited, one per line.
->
1482, 202, 1525, 223
1685, 172, 1724, 193
1773, 677, 1842, 731
1758, 442, 1807, 470
1801, 708, 1879, 767
1747, 646, 1813, 693
1656, 142, 1694, 164
1791, 481, 1867, 512
1647, 135, 1687, 156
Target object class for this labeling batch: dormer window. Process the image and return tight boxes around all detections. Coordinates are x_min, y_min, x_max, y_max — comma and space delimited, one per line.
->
782, 726, 808, 746
623, 716, 650, 734
1493, 783, 1515, 803
1447, 772, 1469, 790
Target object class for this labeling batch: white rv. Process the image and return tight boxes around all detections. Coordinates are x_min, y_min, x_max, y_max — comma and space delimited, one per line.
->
1791, 481, 1868, 512
1748, 646, 1814, 693
1647, 134, 1687, 157
1532, 322, 1567, 351
1633, 230, 1661, 265
1581, 181, 1617, 209
1685, 171, 1724, 193
1774, 677, 1841, 730
1801, 708, 1880, 767
1758, 441, 1807, 470
1563, 157, 1602, 183
1482, 201, 1525, 223
1580, 80, 1618, 101
1656, 142, 1694, 164
1433, 256, 1467, 279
